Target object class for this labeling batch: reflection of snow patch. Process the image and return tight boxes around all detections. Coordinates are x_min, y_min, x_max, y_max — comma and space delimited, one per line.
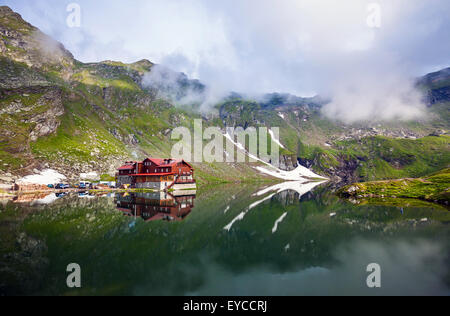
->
224, 181, 326, 232
79, 195, 96, 199
224, 206, 230, 214
224, 212, 246, 231
272, 212, 287, 233
18, 169, 66, 185
249, 193, 276, 210
224, 193, 275, 231
255, 165, 326, 181
33, 193, 58, 205
255, 181, 326, 198
278, 113, 285, 120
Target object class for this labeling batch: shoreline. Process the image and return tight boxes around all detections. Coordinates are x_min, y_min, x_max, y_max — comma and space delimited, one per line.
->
0, 176, 329, 197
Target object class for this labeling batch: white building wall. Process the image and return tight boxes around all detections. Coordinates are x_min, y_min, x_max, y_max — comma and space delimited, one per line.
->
172, 183, 197, 191
135, 181, 172, 191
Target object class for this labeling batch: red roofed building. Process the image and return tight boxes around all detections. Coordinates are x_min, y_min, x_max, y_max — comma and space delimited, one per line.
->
116, 158, 195, 190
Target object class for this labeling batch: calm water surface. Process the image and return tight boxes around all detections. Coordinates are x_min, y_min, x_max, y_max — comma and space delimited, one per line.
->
0, 181, 449, 296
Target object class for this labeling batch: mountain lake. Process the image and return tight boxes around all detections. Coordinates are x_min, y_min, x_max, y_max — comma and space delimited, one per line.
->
0, 181, 449, 296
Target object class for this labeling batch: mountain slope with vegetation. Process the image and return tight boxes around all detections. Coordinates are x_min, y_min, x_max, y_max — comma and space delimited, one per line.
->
0, 6, 274, 185
0, 5, 448, 186
338, 168, 450, 206
218, 89, 449, 182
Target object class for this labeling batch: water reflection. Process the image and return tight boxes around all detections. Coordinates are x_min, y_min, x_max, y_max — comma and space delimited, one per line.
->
1, 181, 449, 296
186, 239, 450, 296
224, 180, 326, 231
115, 191, 196, 222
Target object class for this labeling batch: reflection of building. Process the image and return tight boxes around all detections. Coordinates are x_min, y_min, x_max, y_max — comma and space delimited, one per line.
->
115, 191, 196, 222
116, 158, 195, 191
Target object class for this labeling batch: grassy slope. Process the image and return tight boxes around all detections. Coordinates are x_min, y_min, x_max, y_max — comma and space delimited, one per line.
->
0, 59, 275, 183
280, 103, 450, 181
1, 7, 448, 184
338, 168, 450, 206
1, 62, 448, 183
219, 95, 449, 182
335, 135, 449, 180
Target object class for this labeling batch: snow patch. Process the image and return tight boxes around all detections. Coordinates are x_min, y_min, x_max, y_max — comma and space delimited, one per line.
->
18, 169, 66, 185
269, 129, 286, 149
224, 131, 327, 181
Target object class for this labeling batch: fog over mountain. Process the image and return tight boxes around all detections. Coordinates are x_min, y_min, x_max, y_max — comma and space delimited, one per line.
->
3, 0, 450, 121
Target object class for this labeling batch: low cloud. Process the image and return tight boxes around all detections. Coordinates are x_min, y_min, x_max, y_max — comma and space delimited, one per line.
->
321, 66, 428, 123
142, 65, 205, 105
6, 0, 450, 121
30, 30, 73, 64
142, 64, 227, 112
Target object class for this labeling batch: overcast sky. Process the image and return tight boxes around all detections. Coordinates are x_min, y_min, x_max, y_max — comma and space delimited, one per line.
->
2, 0, 449, 121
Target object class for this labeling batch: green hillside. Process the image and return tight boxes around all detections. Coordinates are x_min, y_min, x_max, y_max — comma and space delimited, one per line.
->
0, 5, 449, 185
338, 168, 450, 206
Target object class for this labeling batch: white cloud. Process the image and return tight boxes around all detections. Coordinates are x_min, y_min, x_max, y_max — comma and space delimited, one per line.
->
4, 0, 450, 121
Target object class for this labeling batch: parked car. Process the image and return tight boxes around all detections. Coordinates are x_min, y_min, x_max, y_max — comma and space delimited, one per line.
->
56, 183, 70, 190
47, 184, 54, 189
79, 183, 87, 189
